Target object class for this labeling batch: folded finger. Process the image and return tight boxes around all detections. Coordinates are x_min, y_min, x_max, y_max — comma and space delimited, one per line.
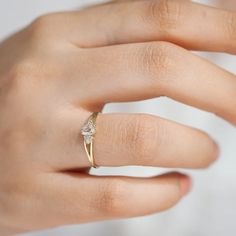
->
48, 172, 191, 225
74, 42, 236, 125
44, 111, 218, 170
94, 113, 218, 168
64, 0, 236, 52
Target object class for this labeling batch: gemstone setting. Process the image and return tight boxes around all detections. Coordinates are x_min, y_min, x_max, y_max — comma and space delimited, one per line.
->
81, 118, 96, 144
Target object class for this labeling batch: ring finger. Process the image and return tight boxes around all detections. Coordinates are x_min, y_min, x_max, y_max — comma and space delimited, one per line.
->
45, 110, 218, 170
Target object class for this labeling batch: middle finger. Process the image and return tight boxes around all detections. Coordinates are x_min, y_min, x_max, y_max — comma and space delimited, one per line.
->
74, 42, 236, 125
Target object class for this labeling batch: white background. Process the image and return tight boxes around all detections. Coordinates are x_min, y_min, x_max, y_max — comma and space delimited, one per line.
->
0, 0, 236, 235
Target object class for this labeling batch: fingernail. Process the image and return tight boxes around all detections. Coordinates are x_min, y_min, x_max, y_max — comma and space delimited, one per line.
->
179, 175, 192, 197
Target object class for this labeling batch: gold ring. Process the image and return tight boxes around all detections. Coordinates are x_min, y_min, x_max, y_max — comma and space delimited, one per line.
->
81, 112, 99, 168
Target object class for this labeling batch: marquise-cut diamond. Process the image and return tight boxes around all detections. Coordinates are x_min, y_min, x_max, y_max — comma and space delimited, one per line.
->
81, 121, 96, 136
81, 120, 96, 144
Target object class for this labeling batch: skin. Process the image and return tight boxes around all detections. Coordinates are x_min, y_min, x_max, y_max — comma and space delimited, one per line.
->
0, 0, 236, 234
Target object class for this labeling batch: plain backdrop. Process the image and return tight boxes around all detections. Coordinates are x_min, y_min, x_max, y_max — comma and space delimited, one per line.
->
0, 0, 236, 235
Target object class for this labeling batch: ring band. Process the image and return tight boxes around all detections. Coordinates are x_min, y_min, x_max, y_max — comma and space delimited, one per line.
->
81, 112, 99, 168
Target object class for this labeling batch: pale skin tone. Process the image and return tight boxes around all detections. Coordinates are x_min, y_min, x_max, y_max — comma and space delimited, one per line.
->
0, 0, 236, 234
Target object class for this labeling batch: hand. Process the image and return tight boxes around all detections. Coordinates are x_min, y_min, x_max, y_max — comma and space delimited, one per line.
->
0, 0, 235, 234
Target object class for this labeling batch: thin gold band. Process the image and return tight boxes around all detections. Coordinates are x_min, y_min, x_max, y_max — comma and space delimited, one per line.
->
81, 112, 99, 168
83, 139, 96, 168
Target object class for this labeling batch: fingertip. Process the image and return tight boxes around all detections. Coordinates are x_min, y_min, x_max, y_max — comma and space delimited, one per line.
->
159, 172, 192, 197
179, 175, 192, 197
213, 141, 220, 160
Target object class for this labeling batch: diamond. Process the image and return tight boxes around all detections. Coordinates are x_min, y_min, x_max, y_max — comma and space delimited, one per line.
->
81, 112, 99, 146
81, 119, 96, 144
84, 135, 93, 144
81, 121, 96, 136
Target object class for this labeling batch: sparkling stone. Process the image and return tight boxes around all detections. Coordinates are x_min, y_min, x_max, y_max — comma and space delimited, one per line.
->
81, 121, 96, 136
84, 135, 93, 144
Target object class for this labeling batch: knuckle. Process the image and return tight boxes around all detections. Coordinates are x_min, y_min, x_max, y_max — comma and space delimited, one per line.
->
6, 60, 40, 98
27, 13, 61, 41
225, 12, 236, 41
138, 42, 175, 87
145, 0, 184, 33
96, 179, 129, 215
30, 14, 55, 32
128, 114, 160, 164
139, 43, 168, 73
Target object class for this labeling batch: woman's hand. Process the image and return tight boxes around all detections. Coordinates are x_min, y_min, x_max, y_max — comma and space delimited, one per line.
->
0, 0, 236, 234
